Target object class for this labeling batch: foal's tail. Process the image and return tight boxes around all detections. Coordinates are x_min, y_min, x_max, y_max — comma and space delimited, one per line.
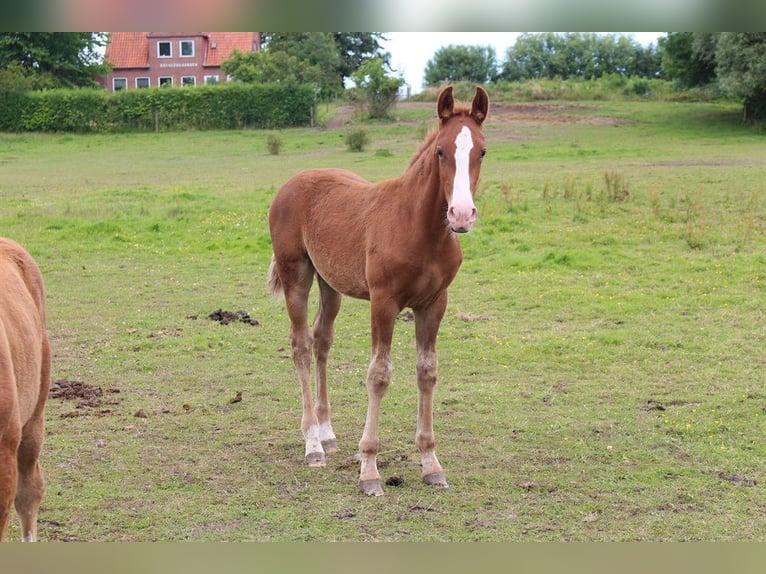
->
267, 254, 283, 298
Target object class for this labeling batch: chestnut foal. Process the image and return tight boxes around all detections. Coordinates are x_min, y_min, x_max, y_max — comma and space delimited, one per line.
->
0, 238, 50, 540
268, 86, 489, 495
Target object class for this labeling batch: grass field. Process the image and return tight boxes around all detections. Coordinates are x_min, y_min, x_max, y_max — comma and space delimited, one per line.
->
1, 96, 764, 541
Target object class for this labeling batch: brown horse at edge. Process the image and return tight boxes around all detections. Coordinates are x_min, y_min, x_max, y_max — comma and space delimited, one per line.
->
0, 238, 50, 540
268, 86, 489, 496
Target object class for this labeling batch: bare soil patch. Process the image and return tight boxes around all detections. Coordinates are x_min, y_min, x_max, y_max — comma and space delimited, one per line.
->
490, 102, 621, 126
326, 101, 622, 131
206, 308, 259, 326
49, 379, 122, 416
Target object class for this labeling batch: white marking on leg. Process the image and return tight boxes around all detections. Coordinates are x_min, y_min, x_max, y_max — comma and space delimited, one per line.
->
304, 424, 324, 457
317, 421, 336, 444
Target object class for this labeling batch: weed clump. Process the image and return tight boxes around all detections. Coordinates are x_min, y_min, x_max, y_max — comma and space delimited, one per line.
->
345, 128, 369, 152
266, 133, 283, 155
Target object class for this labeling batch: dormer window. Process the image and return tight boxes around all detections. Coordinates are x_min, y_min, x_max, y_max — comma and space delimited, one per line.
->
158, 41, 171, 57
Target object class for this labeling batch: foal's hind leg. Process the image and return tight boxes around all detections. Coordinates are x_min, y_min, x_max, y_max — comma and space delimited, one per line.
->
0, 429, 20, 541
313, 276, 341, 454
281, 258, 326, 466
15, 417, 45, 542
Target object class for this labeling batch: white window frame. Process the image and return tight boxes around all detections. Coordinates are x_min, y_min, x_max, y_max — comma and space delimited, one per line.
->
136, 77, 150, 89
159, 76, 173, 88
113, 77, 127, 91
180, 40, 195, 57
158, 41, 172, 58
181, 76, 196, 87
204, 75, 219, 85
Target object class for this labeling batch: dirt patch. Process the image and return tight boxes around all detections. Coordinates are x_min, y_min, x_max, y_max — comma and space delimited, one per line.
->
326, 104, 356, 130
718, 472, 757, 487
326, 101, 622, 131
207, 308, 259, 326
648, 160, 755, 167
49, 379, 122, 416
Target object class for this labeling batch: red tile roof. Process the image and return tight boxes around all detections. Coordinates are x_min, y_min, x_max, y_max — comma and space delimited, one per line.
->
105, 32, 150, 68
204, 32, 259, 66
105, 32, 259, 69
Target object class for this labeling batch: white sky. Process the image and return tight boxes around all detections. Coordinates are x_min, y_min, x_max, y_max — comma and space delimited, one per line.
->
382, 32, 665, 93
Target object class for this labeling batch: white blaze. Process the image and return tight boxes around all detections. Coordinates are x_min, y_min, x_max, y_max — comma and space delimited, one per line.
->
449, 125, 476, 229
453, 126, 473, 203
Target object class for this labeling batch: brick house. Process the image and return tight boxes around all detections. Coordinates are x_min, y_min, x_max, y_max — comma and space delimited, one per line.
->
101, 32, 261, 92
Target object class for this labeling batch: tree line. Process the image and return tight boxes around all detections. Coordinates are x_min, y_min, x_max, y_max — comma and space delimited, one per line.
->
424, 32, 765, 122
1, 32, 765, 123
425, 33, 661, 85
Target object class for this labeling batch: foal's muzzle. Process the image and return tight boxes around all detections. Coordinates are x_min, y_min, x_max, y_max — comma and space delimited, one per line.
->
448, 205, 477, 233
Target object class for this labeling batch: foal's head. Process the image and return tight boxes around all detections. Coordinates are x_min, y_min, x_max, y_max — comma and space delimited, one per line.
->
435, 86, 489, 233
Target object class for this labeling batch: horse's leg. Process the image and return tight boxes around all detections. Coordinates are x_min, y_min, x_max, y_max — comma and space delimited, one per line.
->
312, 275, 341, 454
358, 296, 399, 496
0, 340, 20, 541
15, 418, 44, 542
15, 338, 48, 542
414, 294, 449, 488
281, 258, 325, 466
0, 430, 19, 542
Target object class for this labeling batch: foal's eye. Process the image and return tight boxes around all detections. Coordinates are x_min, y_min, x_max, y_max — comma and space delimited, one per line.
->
480, 149, 487, 159
436, 147, 444, 160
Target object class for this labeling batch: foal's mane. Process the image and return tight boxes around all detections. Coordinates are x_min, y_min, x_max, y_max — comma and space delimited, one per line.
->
406, 105, 474, 170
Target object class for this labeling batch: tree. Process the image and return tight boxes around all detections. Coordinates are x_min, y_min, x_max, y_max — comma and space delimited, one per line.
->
351, 57, 403, 119
260, 33, 343, 97
0, 32, 107, 89
223, 50, 326, 88
424, 45, 497, 86
261, 33, 390, 95
715, 32, 766, 122
658, 32, 717, 88
332, 33, 389, 84
501, 33, 661, 81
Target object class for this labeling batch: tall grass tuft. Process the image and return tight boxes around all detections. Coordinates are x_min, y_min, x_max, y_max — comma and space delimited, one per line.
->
345, 128, 369, 152
266, 132, 283, 156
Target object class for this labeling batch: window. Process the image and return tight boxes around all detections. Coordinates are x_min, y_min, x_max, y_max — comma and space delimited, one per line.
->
136, 77, 150, 89
181, 76, 196, 87
113, 77, 127, 91
158, 41, 171, 57
159, 76, 173, 88
180, 40, 194, 57
204, 75, 219, 85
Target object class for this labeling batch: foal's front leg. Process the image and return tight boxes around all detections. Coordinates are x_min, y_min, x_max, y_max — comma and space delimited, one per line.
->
414, 295, 449, 488
358, 298, 398, 496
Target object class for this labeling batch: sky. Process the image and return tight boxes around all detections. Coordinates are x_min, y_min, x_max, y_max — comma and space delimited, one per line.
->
381, 32, 665, 94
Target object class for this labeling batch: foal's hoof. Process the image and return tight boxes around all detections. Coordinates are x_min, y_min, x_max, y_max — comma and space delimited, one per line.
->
306, 451, 326, 467
423, 471, 449, 488
321, 438, 339, 454
359, 479, 385, 496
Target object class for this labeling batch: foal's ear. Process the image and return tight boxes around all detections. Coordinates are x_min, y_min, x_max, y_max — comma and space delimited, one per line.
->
471, 86, 489, 125
437, 86, 455, 123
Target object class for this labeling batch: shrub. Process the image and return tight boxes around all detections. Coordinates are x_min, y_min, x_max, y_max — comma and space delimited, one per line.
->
266, 132, 283, 155
345, 128, 369, 152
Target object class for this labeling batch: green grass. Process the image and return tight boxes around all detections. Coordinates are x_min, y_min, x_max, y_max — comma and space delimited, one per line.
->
1, 99, 764, 541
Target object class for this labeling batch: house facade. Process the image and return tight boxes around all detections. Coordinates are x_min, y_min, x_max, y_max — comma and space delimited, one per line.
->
101, 32, 261, 92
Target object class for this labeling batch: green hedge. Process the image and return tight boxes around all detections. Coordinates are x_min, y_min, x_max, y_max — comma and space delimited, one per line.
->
0, 83, 315, 132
